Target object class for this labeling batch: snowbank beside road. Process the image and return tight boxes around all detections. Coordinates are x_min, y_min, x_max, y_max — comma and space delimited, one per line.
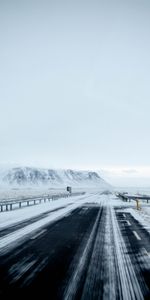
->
123, 206, 150, 234
0, 194, 91, 229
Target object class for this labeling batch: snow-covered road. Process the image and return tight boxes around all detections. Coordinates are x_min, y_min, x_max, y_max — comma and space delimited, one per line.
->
0, 193, 150, 299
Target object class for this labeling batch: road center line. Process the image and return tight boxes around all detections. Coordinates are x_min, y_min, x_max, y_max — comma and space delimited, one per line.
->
133, 231, 141, 241
30, 229, 47, 240
145, 250, 150, 257
126, 220, 131, 226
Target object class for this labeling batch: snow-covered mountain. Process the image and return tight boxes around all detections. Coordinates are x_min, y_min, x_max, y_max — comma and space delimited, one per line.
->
0, 167, 111, 189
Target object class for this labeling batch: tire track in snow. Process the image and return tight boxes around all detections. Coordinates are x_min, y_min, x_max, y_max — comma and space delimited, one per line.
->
64, 206, 148, 300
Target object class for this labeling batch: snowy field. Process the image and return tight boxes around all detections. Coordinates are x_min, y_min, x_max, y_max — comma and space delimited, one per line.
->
0, 186, 109, 202
0, 186, 72, 201
115, 186, 150, 195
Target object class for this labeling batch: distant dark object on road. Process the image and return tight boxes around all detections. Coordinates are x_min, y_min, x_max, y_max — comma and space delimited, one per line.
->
67, 186, 72, 193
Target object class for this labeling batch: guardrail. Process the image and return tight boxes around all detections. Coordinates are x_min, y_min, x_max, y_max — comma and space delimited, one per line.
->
116, 193, 150, 210
0, 192, 85, 212
116, 193, 150, 203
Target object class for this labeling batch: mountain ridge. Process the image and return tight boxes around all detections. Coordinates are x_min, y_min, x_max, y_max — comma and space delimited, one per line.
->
0, 166, 112, 189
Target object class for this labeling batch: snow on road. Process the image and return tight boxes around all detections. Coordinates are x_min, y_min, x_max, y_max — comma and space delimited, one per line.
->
108, 195, 150, 233
0, 192, 150, 255
122, 207, 150, 234
0, 192, 150, 298
0, 193, 99, 252
63, 201, 150, 299
0, 194, 86, 229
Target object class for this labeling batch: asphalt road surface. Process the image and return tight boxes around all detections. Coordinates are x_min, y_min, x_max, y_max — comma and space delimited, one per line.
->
0, 201, 150, 300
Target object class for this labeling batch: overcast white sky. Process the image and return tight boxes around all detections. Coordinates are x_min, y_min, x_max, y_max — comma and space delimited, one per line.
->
0, 0, 150, 186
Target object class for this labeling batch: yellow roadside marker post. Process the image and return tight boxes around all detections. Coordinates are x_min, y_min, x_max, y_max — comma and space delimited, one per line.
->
136, 199, 140, 210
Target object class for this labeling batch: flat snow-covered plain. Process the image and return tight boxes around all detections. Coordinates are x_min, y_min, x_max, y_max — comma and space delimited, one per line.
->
0, 186, 110, 202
